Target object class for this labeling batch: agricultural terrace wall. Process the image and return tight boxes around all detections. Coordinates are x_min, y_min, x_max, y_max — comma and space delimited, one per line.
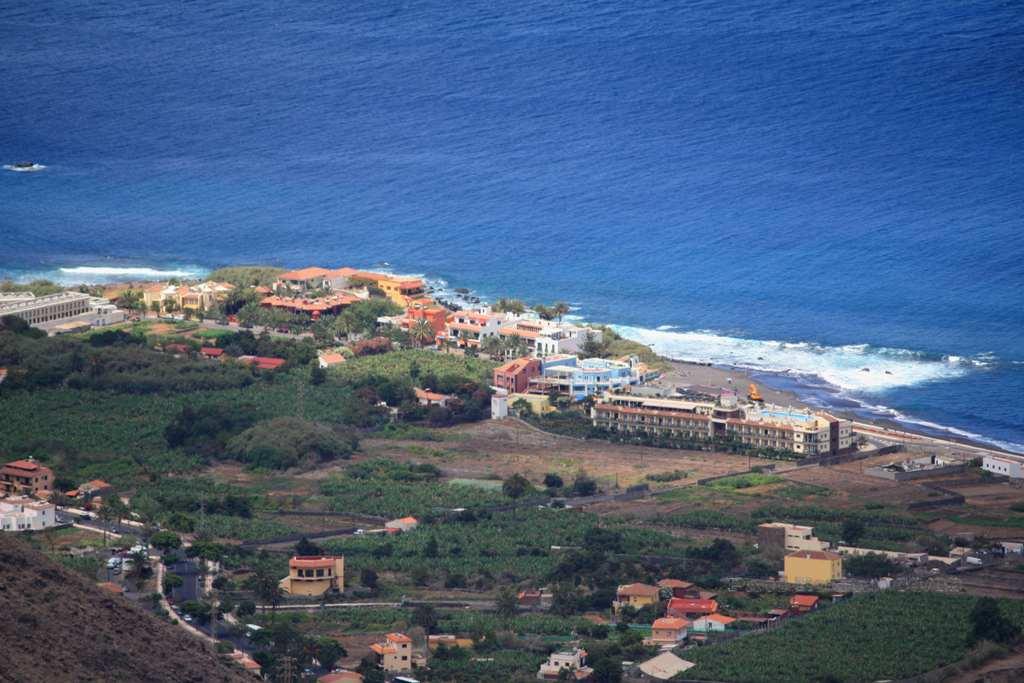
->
865, 463, 967, 481
798, 444, 901, 467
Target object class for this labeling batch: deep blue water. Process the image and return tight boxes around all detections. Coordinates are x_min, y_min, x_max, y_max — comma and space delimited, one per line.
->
2, 1, 1022, 449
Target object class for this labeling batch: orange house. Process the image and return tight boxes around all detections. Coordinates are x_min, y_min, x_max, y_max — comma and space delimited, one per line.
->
404, 303, 448, 337
645, 617, 690, 646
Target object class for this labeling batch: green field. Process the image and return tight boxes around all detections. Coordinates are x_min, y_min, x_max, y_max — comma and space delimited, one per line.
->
686, 591, 1024, 682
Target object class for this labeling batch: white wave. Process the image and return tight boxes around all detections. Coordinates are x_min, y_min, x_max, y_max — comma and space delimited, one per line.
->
612, 324, 973, 394
656, 324, 679, 331
58, 266, 203, 279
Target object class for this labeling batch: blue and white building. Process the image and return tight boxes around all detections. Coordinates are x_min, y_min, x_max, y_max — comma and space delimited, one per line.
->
531, 355, 643, 401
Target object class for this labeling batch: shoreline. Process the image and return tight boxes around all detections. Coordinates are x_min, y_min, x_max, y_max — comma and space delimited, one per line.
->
5, 266, 1019, 459
659, 358, 1014, 458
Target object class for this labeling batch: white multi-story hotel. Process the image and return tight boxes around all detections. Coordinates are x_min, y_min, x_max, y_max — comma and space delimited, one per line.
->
0, 291, 124, 330
0, 498, 56, 532
591, 391, 853, 456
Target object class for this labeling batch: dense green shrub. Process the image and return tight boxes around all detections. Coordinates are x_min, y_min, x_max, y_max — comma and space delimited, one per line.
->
226, 417, 358, 469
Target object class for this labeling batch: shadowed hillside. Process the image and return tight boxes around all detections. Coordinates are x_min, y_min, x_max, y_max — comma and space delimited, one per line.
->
0, 534, 250, 683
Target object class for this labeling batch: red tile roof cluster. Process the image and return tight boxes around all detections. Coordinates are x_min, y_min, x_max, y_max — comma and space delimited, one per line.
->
260, 294, 358, 312
199, 347, 224, 357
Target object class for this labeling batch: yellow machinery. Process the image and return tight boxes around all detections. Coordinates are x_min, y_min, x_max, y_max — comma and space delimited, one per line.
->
748, 383, 763, 402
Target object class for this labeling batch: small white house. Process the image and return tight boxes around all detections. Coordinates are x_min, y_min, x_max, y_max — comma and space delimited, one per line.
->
982, 454, 1024, 479
0, 498, 56, 532
491, 389, 509, 419
690, 614, 736, 633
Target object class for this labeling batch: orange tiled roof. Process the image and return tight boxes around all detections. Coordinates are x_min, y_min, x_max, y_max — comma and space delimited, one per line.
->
652, 617, 690, 630
657, 578, 694, 589
415, 388, 449, 402
790, 594, 819, 607
278, 267, 331, 281
668, 598, 718, 613
386, 632, 412, 644
370, 643, 395, 655
704, 613, 737, 624
3, 459, 44, 472
617, 583, 660, 598
290, 556, 338, 569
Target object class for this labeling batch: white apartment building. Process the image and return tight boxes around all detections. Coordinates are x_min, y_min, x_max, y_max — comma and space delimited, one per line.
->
982, 453, 1024, 479
0, 291, 124, 330
592, 392, 853, 455
0, 498, 56, 532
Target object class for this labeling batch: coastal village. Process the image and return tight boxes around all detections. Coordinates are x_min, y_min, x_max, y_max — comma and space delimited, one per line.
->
2, 265, 1024, 682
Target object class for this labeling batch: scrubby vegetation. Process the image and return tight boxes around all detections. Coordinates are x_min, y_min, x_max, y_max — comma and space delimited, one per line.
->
225, 417, 359, 470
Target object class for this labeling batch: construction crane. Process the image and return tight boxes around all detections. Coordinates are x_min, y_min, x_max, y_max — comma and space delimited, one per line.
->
747, 383, 763, 402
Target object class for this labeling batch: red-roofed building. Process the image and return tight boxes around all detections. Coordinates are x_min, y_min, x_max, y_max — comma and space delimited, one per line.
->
614, 583, 660, 614
275, 267, 333, 292
645, 617, 690, 646
385, 516, 419, 533
691, 613, 737, 633
260, 293, 359, 319
370, 633, 413, 673
0, 459, 54, 497
402, 302, 449, 338
77, 479, 114, 501
318, 351, 346, 368
238, 356, 287, 371
441, 310, 504, 348
415, 387, 453, 407
199, 347, 224, 358
790, 594, 820, 612
493, 357, 541, 393
666, 598, 719, 619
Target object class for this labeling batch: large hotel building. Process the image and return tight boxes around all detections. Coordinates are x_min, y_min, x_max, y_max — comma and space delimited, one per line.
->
591, 392, 852, 456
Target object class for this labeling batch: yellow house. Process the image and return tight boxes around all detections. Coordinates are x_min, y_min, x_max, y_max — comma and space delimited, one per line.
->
613, 583, 661, 614
784, 550, 843, 585
370, 633, 413, 673
279, 556, 345, 596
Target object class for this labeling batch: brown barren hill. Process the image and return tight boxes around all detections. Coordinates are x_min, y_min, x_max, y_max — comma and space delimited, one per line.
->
0, 534, 250, 683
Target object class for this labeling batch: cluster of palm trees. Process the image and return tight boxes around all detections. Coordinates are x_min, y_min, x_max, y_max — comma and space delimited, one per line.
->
492, 298, 571, 322
480, 334, 529, 359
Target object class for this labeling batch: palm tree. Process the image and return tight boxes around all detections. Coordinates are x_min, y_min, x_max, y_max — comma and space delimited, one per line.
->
409, 319, 434, 348
553, 302, 570, 322
481, 335, 504, 359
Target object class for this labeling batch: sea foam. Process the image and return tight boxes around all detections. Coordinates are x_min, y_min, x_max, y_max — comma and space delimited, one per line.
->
55, 266, 206, 282
612, 324, 972, 394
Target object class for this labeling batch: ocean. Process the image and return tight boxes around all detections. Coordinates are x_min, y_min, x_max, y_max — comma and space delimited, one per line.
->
1, 1, 1022, 450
